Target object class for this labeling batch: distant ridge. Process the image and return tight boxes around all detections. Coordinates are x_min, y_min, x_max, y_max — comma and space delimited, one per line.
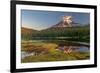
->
21, 27, 37, 35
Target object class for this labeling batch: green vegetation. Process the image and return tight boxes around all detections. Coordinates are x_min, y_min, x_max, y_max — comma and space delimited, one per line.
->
21, 41, 90, 63
22, 52, 89, 63
22, 26, 90, 43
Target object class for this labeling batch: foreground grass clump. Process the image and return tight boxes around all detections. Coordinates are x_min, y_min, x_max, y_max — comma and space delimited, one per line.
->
21, 51, 90, 63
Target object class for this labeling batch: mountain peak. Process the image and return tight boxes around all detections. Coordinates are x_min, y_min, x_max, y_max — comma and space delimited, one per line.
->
53, 16, 73, 28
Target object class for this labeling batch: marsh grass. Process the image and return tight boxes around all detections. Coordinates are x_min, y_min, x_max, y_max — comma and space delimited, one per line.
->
21, 41, 90, 63
21, 51, 90, 63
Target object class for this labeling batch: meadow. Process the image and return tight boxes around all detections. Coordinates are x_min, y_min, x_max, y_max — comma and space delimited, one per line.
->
21, 40, 90, 63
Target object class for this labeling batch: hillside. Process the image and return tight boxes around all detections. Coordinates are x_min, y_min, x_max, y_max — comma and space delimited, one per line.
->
21, 27, 38, 35
21, 27, 38, 40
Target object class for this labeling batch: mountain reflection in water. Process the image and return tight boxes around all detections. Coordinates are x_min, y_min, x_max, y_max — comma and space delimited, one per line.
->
21, 40, 89, 59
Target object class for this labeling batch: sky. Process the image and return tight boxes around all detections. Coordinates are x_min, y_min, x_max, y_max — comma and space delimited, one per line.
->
21, 10, 90, 30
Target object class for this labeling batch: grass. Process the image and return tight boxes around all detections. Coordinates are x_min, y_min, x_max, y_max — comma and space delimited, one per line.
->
21, 40, 90, 63
21, 51, 90, 63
